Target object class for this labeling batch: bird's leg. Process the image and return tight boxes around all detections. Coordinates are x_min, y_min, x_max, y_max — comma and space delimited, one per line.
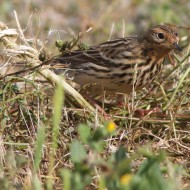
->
115, 94, 162, 117
134, 107, 162, 117
80, 92, 110, 120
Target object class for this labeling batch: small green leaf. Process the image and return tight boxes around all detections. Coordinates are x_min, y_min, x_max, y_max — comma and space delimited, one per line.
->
32, 174, 42, 190
131, 157, 167, 190
115, 146, 127, 163
78, 124, 91, 143
90, 141, 104, 152
92, 128, 106, 141
52, 82, 64, 149
60, 169, 71, 190
71, 140, 87, 163
34, 126, 46, 172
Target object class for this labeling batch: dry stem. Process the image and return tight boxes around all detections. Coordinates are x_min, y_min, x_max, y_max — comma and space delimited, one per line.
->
0, 21, 95, 113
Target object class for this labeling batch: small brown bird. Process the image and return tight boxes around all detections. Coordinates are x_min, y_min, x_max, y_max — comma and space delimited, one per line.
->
53, 24, 182, 96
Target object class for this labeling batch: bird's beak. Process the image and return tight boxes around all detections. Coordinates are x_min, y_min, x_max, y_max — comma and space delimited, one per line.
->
173, 42, 183, 51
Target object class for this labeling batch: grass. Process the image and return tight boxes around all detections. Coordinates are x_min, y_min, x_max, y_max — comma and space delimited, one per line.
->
0, 1, 190, 189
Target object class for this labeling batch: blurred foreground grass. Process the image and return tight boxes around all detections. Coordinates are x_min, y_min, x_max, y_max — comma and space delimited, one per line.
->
0, 0, 190, 189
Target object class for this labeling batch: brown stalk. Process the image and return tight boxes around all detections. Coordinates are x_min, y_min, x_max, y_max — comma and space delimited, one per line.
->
0, 21, 95, 113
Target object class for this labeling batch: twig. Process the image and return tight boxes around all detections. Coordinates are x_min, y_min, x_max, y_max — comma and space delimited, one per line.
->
164, 64, 190, 110
169, 139, 190, 151
14, 10, 29, 46
0, 59, 49, 79
0, 21, 95, 113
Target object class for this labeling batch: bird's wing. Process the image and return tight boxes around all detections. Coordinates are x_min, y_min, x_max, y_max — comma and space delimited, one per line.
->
52, 37, 145, 70
52, 48, 107, 69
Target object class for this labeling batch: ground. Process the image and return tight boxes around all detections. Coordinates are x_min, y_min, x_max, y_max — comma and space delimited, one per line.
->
0, 1, 190, 190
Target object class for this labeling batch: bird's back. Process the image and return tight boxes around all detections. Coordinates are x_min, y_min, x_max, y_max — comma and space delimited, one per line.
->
52, 37, 154, 94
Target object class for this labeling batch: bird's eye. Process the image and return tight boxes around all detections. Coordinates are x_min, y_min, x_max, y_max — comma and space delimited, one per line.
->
157, 33, 165, 39
174, 32, 178, 37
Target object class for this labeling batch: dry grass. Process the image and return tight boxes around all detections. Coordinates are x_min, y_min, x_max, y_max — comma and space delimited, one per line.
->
0, 1, 190, 190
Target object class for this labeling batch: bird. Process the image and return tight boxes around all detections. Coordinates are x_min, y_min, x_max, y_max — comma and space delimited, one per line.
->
52, 24, 182, 98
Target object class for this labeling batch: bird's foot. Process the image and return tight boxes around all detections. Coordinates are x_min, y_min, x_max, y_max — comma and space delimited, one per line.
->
134, 107, 162, 117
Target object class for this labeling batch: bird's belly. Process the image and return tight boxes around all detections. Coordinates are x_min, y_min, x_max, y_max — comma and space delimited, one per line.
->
67, 72, 133, 95
64, 60, 163, 95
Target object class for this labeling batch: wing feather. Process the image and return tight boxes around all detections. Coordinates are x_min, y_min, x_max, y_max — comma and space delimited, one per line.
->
52, 36, 145, 70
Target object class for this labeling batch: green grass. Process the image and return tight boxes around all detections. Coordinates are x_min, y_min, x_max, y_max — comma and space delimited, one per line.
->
0, 1, 190, 189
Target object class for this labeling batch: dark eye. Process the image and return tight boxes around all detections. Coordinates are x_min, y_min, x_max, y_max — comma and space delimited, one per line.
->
157, 33, 165, 39
174, 32, 178, 37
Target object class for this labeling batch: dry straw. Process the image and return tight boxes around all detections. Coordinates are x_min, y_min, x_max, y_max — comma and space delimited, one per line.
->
0, 18, 95, 113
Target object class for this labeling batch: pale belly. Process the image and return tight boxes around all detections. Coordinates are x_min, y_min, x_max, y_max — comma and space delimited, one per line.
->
64, 58, 164, 96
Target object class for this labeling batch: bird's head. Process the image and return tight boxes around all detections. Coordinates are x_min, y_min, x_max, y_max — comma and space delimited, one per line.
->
144, 24, 182, 52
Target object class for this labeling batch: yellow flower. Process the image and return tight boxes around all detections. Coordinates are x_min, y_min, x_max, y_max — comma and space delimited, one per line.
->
106, 121, 116, 133
120, 174, 133, 185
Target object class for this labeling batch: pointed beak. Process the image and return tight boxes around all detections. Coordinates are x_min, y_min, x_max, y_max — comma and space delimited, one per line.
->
173, 42, 183, 51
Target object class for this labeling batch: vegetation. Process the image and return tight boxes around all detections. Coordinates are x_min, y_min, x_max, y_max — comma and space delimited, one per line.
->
0, 1, 190, 189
